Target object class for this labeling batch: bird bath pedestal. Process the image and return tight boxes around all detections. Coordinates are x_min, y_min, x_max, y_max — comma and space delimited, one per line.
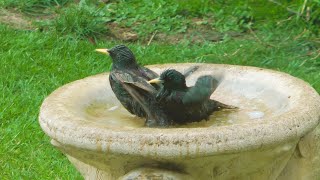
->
39, 63, 320, 180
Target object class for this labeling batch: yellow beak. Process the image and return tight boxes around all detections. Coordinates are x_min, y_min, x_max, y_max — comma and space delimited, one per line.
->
95, 49, 109, 55
148, 78, 164, 84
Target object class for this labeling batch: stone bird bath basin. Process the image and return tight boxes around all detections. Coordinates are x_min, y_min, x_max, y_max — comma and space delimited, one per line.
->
39, 63, 320, 180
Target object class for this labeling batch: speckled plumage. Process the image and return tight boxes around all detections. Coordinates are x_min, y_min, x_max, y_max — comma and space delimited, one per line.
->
97, 45, 201, 127
105, 45, 171, 127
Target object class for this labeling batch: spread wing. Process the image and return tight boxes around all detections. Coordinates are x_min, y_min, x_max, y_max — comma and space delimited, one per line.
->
141, 65, 200, 79
182, 75, 219, 105
120, 83, 155, 120
111, 71, 157, 94
182, 65, 200, 78
139, 66, 163, 90
140, 66, 159, 79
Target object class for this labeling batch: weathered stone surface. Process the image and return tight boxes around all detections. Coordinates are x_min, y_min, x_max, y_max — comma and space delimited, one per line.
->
39, 63, 320, 179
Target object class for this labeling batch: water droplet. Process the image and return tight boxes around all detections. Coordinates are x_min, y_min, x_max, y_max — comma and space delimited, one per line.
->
108, 106, 119, 111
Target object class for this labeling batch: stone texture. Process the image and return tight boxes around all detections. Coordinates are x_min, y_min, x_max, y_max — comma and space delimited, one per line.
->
39, 63, 320, 179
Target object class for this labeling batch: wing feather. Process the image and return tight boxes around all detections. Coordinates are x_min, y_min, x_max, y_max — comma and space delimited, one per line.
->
182, 75, 219, 105
111, 71, 157, 94
140, 66, 159, 79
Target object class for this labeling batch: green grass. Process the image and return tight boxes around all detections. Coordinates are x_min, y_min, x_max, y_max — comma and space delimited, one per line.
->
0, 0, 319, 179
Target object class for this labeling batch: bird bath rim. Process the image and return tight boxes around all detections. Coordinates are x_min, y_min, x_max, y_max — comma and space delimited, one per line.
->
39, 63, 320, 159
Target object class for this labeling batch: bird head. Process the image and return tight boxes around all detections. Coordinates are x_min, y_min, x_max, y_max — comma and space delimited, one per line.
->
95, 45, 138, 69
149, 69, 187, 90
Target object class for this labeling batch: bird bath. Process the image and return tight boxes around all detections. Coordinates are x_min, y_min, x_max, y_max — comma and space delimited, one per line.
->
39, 63, 320, 180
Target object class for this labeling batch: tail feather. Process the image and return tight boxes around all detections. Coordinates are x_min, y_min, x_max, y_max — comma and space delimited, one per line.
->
210, 100, 238, 110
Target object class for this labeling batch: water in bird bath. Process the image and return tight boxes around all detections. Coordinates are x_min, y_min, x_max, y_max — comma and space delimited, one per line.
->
40, 65, 320, 180
180, 100, 269, 128
85, 102, 145, 128
85, 96, 272, 128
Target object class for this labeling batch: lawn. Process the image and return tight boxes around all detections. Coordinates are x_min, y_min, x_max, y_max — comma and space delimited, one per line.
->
0, 0, 319, 179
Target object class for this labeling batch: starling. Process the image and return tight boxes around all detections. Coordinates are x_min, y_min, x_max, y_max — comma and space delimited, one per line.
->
96, 45, 172, 127
95, 45, 199, 127
149, 69, 236, 124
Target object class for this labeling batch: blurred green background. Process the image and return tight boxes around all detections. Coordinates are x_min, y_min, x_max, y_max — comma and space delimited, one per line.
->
0, 0, 319, 179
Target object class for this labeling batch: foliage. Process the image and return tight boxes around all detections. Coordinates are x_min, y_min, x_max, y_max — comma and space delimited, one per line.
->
108, 0, 189, 34
303, 0, 320, 34
175, 0, 215, 16
0, 0, 70, 14
213, 3, 254, 32
2, 0, 319, 37
0, 0, 319, 179
48, 0, 110, 38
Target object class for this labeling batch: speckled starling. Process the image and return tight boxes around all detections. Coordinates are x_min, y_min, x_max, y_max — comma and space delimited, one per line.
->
96, 45, 173, 127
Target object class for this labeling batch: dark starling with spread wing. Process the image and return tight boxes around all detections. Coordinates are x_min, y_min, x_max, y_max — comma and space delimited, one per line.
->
149, 69, 236, 124
96, 45, 201, 127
